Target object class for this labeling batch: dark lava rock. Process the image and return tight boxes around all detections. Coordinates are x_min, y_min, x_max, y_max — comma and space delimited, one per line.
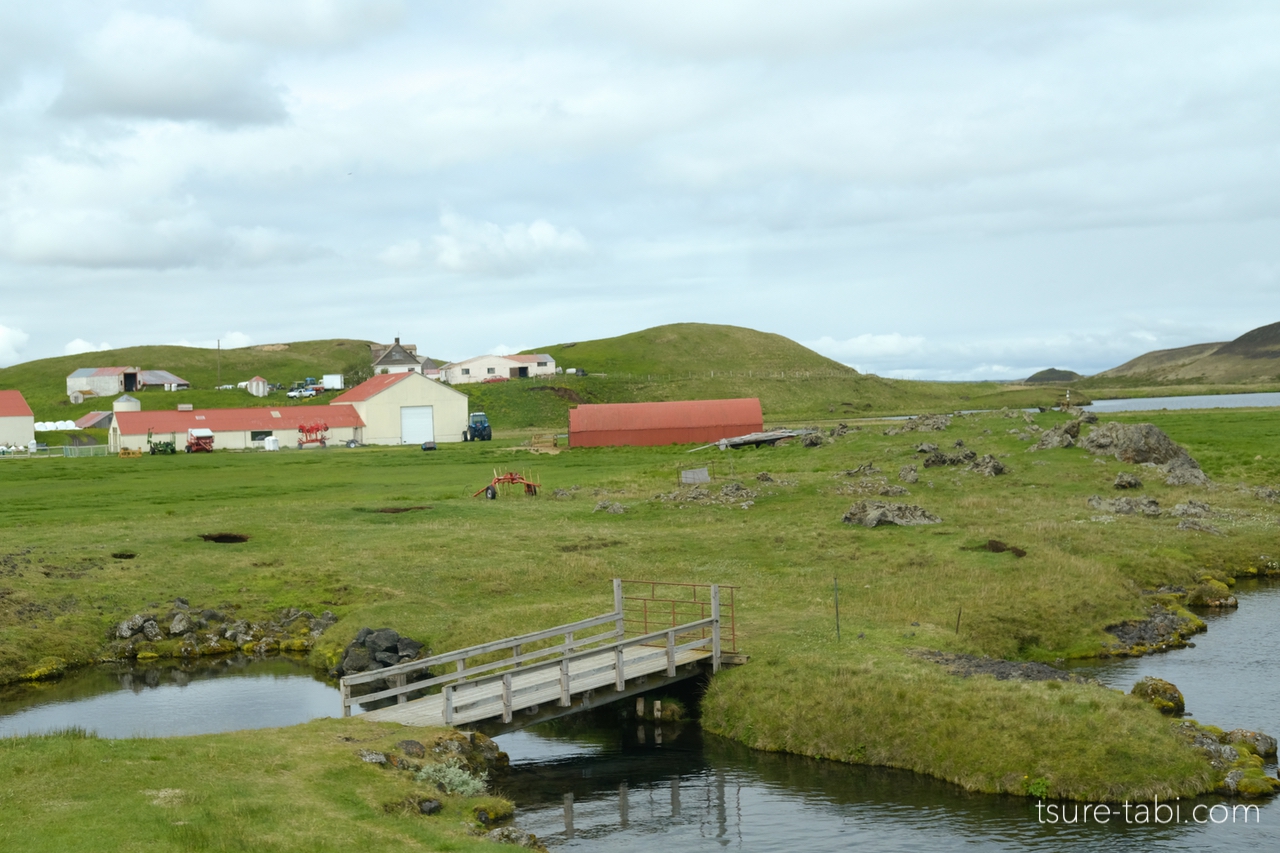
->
922, 449, 976, 468
341, 646, 374, 673
365, 628, 401, 653
417, 798, 442, 816
486, 826, 540, 848
915, 650, 1093, 684
842, 500, 941, 527
1172, 500, 1211, 518
1162, 456, 1210, 486
398, 637, 424, 659
1087, 495, 1160, 516
141, 620, 165, 641
398, 740, 427, 758
800, 432, 824, 447
1104, 606, 1202, 654
968, 454, 1006, 477
1225, 729, 1279, 758
1082, 422, 1188, 465
1113, 472, 1142, 489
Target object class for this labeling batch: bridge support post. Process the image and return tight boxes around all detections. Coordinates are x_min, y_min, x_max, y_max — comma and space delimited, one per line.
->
666, 630, 676, 676
711, 584, 721, 674
559, 659, 571, 706
443, 684, 454, 724
341, 681, 351, 717
613, 578, 624, 637
502, 673, 513, 723
615, 647, 625, 691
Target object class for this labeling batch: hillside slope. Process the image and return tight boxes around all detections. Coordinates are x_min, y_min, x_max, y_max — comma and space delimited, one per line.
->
1093, 322, 1280, 383
530, 323, 857, 377
0, 340, 377, 420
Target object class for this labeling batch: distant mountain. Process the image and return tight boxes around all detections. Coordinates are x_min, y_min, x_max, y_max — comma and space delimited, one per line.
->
1094, 322, 1280, 383
1024, 368, 1082, 384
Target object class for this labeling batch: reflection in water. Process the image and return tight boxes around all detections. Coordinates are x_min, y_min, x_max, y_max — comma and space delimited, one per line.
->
0, 655, 339, 738
499, 582, 1280, 852
1082, 392, 1280, 413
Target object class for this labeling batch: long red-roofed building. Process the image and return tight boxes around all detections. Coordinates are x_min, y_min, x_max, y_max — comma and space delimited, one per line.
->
568, 398, 763, 447
111, 405, 365, 451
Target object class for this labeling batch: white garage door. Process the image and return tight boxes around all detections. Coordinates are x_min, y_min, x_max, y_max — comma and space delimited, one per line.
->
400, 406, 435, 444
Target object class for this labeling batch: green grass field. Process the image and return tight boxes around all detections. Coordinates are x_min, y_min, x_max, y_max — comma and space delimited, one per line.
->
3, 404, 1279, 850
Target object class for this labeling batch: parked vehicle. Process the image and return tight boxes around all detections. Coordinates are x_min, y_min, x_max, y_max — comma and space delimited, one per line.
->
464, 412, 492, 441
287, 388, 316, 399
185, 428, 214, 453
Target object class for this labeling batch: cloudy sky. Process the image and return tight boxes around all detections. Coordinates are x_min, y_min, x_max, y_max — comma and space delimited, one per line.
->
1, 1, 1277, 379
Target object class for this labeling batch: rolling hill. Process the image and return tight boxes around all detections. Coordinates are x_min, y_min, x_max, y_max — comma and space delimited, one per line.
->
0, 339, 379, 421
1093, 322, 1280, 384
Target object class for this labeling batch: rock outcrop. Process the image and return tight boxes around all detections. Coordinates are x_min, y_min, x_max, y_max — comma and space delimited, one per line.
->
109, 600, 337, 660
842, 500, 941, 527
333, 626, 427, 677
1087, 495, 1161, 516
1131, 676, 1185, 715
1081, 421, 1207, 486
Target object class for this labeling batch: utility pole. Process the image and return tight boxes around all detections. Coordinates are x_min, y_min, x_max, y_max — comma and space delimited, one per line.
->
217, 339, 221, 386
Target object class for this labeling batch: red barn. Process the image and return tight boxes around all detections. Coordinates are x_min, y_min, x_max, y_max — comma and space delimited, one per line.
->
568, 398, 763, 448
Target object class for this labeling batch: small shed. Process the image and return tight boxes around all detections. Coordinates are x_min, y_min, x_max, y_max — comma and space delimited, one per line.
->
0, 390, 35, 447
568, 398, 764, 448
246, 376, 269, 398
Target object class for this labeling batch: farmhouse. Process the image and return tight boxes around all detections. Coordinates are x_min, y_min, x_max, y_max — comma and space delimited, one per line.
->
568, 398, 764, 448
110, 406, 366, 452
0, 390, 35, 447
440, 353, 556, 384
370, 338, 429, 375
330, 371, 469, 445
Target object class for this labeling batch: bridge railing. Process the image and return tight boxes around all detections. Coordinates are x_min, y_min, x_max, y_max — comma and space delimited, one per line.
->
620, 579, 737, 653
340, 579, 728, 718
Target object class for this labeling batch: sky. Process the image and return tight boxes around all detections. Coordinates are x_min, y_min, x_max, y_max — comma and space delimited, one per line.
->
0, 1, 1277, 379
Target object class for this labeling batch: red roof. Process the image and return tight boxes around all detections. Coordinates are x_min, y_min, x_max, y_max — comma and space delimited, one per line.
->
330, 372, 413, 403
114, 406, 364, 436
75, 411, 113, 429
569, 398, 763, 447
0, 390, 33, 418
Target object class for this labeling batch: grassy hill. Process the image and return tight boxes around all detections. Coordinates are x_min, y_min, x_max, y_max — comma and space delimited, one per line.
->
1090, 321, 1280, 384
450, 323, 1068, 428
1025, 368, 1082, 383
0, 339, 379, 422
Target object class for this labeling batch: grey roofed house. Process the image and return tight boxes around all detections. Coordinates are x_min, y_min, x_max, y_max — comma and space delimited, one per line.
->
138, 369, 190, 389
370, 337, 426, 373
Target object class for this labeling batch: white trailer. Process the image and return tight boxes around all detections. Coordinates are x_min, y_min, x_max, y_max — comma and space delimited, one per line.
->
322, 373, 345, 391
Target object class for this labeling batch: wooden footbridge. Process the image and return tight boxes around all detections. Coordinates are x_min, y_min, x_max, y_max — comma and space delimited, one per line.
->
341, 580, 740, 734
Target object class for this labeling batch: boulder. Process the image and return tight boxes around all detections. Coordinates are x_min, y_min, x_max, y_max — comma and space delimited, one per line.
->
916, 443, 939, 454
1171, 500, 1211, 518
364, 628, 401, 654
1029, 420, 1080, 451
170, 612, 194, 636
968, 455, 1006, 477
417, 798, 443, 816
356, 749, 387, 764
1225, 729, 1279, 758
1081, 422, 1188, 464
398, 637, 425, 659
341, 646, 373, 673
1086, 495, 1160, 516
398, 739, 427, 758
141, 620, 165, 642
1130, 676, 1185, 715
1113, 472, 1142, 490
922, 449, 976, 468
115, 614, 149, 639
1162, 457, 1209, 486
485, 827, 540, 848
800, 432, 823, 447
898, 464, 919, 484
842, 500, 941, 527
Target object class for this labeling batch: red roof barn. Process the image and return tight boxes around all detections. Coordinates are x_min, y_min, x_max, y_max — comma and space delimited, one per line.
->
568, 398, 763, 448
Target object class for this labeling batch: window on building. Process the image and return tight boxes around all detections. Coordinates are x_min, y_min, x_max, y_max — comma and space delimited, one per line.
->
487, 367, 496, 374
537, 361, 547, 367
461, 368, 470, 375
250, 431, 272, 442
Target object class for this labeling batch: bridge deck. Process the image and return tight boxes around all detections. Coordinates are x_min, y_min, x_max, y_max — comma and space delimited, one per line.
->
360, 642, 712, 728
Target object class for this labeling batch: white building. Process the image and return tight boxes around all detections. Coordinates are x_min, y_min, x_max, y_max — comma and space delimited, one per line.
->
370, 338, 428, 375
0, 390, 35, 447
440, 353, 556, 384
330, 371, 469, 444
110, 406, 366, 452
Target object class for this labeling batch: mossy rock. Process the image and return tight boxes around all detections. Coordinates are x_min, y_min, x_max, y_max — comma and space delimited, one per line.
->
1236, 775, 1280, 798
1187, 580, 1233, 607
1131, 676, 1185, 715
20, 657, 67, 681
280, 638, 312, 652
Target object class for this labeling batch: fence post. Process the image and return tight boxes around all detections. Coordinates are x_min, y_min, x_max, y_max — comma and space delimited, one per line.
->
443, 684, 454, 724
615, 647, 625, 691
502, 673, 513, 723
560, 659, 571, 706
666, 630, 676, 677
711, 584, 721, 674
393, 672, 407, 704
341, 680, 351, 717
613, 578, 625, 638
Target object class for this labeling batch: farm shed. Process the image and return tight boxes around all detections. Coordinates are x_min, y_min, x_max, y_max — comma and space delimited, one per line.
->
67, 366, 140, 400
568, 398, 764, 448
138, 369, 190, 391
245, 376, 269, 398
75, 411, 113, 430
330, 371, 469, 445
110, 406, 365, 452
0, 390, 35, 446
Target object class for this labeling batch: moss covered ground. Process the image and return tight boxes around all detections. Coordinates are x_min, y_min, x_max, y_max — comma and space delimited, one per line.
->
1, 405, 1278, 845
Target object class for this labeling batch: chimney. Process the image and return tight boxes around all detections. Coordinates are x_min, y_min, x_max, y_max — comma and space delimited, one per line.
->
394, 337, 400, 345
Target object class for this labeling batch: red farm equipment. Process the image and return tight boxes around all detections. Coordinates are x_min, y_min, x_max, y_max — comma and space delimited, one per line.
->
185, 428, 214, 453
473, 471, 540, 500
297, 422, 329, 449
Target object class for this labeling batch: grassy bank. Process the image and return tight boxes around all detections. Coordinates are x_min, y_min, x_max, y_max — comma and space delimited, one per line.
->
2, 405, 1278, 839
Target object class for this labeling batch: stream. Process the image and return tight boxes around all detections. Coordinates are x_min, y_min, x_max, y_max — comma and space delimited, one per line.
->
1, 585, 1277, 850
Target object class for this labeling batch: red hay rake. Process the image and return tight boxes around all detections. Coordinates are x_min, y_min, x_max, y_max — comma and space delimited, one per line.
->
297, 421, 329, 449
473, 470, 540, 499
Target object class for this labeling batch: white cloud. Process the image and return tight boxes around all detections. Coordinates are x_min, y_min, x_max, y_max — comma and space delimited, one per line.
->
201, 0, 406, 48
63, 338, 111, 355
805, 333, 926, 361
0, 323, 30, 366
52, 11, 285, 125
432, 212, 589, 275
378, 239, 422, 268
